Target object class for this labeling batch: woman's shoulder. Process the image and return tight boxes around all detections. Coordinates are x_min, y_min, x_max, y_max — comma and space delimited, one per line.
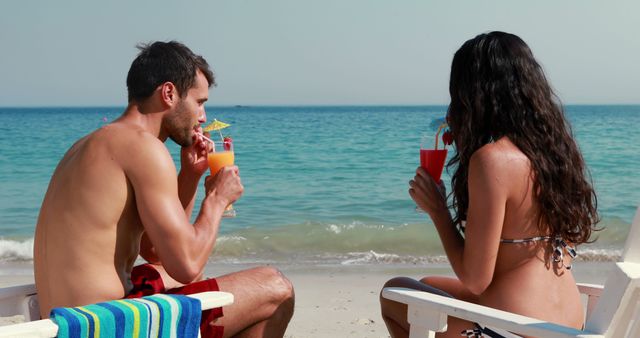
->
470, 137, 530, 175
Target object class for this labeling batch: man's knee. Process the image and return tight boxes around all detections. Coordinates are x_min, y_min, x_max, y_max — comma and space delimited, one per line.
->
255, 266, 295, 306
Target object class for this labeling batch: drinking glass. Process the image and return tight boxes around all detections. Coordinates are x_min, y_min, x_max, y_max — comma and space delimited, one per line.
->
420, 135, 448, 182
207, 141, 236, 218
415, 135, 448, 212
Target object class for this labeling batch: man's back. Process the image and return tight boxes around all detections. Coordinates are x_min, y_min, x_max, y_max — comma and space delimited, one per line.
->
34, 123, 152, 317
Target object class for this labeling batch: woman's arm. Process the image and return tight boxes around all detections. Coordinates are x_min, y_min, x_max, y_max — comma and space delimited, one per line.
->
411, 146, 509, 295
456, 148, 508, 294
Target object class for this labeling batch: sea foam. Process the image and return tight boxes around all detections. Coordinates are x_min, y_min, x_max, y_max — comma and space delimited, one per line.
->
0, 238, 34, 261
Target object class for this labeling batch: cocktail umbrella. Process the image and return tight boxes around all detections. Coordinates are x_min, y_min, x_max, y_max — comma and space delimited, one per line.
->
202, 119, 231, 142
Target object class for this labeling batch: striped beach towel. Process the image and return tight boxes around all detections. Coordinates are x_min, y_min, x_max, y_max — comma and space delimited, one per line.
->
50, 294, 201, 338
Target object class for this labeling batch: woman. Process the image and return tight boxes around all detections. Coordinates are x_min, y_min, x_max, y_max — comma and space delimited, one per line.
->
380, 31, 599, 337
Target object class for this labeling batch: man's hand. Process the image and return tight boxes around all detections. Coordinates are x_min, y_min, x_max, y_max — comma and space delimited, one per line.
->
180, 129, 211, 178
204, 165, 244, 209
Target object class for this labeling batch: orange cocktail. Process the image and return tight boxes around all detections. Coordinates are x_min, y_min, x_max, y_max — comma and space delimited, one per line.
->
207, 151, 234, 174
207, 141, 236, 217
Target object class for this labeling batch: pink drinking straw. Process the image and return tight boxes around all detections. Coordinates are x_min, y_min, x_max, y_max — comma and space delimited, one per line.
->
434, 123, 447, 150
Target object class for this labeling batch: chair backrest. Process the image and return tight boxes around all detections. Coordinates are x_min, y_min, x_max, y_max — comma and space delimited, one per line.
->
0, 283, 40, 321
585, 206, 640, 337
622, 205, 640, 264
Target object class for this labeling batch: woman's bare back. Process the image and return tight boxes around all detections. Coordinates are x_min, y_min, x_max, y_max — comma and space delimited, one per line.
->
477, 138, 584, 329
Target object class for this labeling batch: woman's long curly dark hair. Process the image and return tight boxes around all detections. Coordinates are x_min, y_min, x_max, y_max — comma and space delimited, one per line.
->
446, 31, 599, 244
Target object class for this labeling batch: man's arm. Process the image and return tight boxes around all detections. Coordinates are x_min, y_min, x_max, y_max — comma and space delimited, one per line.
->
140, 135, 210, 264
177, 133, 211, 217
139, 232, 160, 264
139, 170, 204, 265
123, 134, 241, 283
178, 170, 201, 217
139, 169, 204, 265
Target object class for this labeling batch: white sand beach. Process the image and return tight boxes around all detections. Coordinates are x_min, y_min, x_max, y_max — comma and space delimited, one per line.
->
0, 261, 613, 337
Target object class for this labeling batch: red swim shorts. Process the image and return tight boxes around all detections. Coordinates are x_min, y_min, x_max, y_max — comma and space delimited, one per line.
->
127, 264, 224, 338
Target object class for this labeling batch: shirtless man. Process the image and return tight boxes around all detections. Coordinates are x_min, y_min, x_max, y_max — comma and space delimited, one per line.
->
34, 41, 294, 338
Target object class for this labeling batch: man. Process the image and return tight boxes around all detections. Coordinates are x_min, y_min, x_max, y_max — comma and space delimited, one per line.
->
34, 41, 294, 337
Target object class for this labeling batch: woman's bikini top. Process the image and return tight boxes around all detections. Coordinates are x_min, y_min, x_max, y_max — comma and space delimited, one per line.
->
459, 224, 577, 270
500, 235, 577, 270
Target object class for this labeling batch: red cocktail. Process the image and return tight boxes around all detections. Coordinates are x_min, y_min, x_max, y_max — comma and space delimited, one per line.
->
419, 123, 452, 182
420, 149, 448, 182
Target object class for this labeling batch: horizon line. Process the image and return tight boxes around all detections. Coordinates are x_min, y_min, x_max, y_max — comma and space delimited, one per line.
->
1, 103, 640, 109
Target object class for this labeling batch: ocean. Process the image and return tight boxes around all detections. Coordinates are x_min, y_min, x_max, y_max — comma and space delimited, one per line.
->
1, 106, 638, 265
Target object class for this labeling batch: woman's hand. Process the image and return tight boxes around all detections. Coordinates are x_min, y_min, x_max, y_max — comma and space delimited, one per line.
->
409, 167, 448, 217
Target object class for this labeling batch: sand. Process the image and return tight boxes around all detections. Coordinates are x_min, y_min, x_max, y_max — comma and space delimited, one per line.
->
0, 261, 613, 337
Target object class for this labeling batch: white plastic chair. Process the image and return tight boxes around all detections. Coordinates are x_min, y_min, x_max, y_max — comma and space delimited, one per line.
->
382, 205, 640, 338
0, 283, 39, 322
0, 289, 233, 337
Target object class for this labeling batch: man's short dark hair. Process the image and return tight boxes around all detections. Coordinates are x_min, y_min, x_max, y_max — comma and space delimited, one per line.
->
126, 41, 215, 102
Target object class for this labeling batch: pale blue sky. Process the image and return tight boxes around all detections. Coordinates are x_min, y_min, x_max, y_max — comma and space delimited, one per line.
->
1, 1, 638, 106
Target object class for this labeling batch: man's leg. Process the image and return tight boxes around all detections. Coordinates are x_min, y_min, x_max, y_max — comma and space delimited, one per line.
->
213, 266, 294, 338
146, 264, 294, 338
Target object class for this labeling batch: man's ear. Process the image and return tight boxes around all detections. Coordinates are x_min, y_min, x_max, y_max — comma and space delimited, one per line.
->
160, 82, 178, 107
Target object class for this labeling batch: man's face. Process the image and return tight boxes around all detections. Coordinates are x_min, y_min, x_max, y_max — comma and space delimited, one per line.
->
165, 71, 209, 147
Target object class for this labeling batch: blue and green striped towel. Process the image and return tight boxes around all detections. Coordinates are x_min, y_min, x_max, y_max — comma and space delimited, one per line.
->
50, 294, 201, 338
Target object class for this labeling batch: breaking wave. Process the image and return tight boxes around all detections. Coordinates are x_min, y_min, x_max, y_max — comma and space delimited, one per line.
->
0, 217, 628, 264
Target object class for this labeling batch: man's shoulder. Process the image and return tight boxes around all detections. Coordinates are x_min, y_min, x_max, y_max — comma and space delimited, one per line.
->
107, 124, 175, 170
87, 124, 162, 154
83, 124, 170, 168
93, 123, 159, 144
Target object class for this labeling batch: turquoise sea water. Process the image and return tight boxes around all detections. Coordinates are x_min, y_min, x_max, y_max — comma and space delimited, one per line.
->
0, 106, 639, 264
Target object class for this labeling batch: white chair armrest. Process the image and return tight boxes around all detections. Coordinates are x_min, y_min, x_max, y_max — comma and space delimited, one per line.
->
0, 291, 234, 338
0, 318, 57, 338
0, 283, 39, 320
576, 283, 604, 297
0, 284, 37, 300
576, 283, 604, 321
382, 287, 603, 338
188, 291, 234, 310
